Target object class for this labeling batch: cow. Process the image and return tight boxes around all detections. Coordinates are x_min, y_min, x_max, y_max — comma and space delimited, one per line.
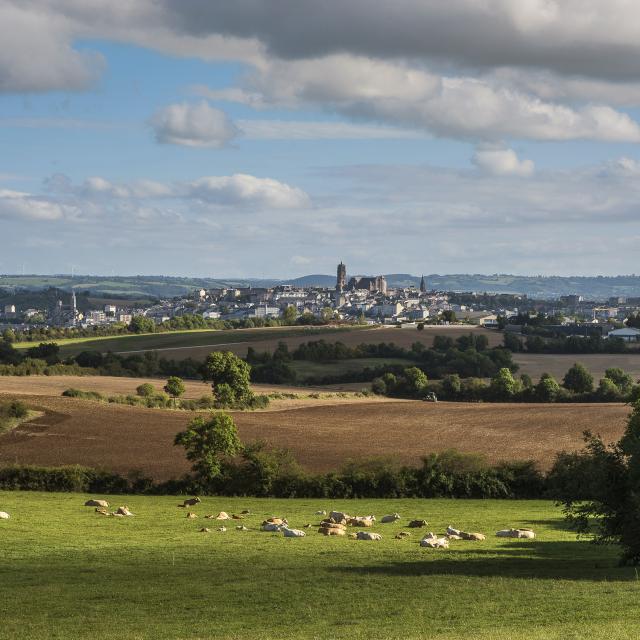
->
261, 522, 282, 532
95, 508, 109, 516
215, 512, 231, 520
0, 511, 10, 520
446, 525, 461, 536
115, 506, 134, 516
496, 528, 536, 539
200, 527, 211, 533
283, 527, 306, 538
263, 517, 287, 526
348, 516, 375, 527
179, 497, 201, 508
236, 525, 249, 531
231, 514, 244, 520
318, 526, 346, 536
356, 531, 382, 541
381, 513, 401, 523
395, 531, 411, 539
420, 533, 449, 549
84, 499, 109, 508
315, 510, 327, 516
461, 532, 486, 541
408, 519, 428, 528
186, 512, 198, 519
217, 526, 227, 532
329, 511, 350, 522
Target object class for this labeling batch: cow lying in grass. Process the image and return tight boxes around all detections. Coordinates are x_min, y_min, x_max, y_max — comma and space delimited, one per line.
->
496, 528, 536, 539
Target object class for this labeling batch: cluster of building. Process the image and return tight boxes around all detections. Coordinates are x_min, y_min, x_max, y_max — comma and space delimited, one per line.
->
3, 263, 640, 340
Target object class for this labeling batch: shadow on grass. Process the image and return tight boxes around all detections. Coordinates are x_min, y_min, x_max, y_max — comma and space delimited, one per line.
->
336, 541, 636, 582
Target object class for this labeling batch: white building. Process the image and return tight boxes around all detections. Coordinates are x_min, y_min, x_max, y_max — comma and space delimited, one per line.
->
607, 327, 640, 342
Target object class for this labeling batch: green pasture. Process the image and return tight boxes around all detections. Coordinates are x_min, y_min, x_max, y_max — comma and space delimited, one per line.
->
13, 325, 369, 358
0, 493, 638, 639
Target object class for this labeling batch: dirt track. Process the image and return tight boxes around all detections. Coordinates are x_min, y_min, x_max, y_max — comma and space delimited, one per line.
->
0, 390, 628, 480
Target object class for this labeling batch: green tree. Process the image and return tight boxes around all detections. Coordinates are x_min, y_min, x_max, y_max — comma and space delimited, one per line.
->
129, 316, 156, 334
442, 374, 462, 399
320, 307, 335, 323
136, 383, 156, 398
204, 351, 252, 406
164, 376, 186, 407
490, 367, 521, 400
2, 328, 16, 344
282, 305, 297, 325
503, 332, 522, 352
440, 310, 457, 323
563, 363, 594, 393
402, 367, 428, 398
604, 367, 633, 394
597, 377, 622, 401
535, 373, 561, 402
174, 412, 242, 482
559, 401, 640, 565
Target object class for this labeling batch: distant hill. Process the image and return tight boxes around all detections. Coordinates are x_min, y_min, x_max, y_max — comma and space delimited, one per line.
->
2, 273, 640, 300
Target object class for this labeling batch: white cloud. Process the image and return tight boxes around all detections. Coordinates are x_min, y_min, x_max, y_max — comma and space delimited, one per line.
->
472, 146, 535, 177
81, 177, 172, 199
187, 174, 311, 209
0, 189, 68, 221
149, 101, 238, 148
207, 55, 640, 142
37, 172, 312, 211
237, 119, 427, 140
0, 3, 104, 93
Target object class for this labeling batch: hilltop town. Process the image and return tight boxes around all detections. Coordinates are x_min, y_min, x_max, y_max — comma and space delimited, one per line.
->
2, 263, 640, 345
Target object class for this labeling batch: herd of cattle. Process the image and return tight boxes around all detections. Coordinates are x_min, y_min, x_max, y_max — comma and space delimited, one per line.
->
0, 500, 537, 548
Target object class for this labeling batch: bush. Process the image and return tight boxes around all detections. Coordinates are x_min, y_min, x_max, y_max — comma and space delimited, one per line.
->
0, 400, 28, 419
62, 388, 105, 401
0, 465, 129, 493
136, 383, 156, 397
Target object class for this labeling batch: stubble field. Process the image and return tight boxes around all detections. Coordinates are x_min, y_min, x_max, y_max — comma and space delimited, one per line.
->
0, 376, 628, 479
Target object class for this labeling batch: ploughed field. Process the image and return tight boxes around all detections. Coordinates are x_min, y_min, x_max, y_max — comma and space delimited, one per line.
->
1, 492, 639, 640
0, 382, 628, 479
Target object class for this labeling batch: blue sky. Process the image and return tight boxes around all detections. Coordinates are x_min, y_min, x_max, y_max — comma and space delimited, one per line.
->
2, 1, 640, 278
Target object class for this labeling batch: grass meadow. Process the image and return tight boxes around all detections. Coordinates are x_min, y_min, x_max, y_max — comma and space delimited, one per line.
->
12, 325, 370, 358
1, 492, 639, 639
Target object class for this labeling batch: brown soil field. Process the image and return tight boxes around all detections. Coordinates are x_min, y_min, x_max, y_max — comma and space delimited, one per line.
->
0, 375, 392, 410
513, 352, 640, 383
0, 389, 628, 480
117, 325, 501, 360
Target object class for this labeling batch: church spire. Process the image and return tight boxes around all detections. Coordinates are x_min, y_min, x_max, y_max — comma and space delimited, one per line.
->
420, 274, 426, 293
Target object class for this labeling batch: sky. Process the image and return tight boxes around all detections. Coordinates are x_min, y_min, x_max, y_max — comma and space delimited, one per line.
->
1, 1, 640, 279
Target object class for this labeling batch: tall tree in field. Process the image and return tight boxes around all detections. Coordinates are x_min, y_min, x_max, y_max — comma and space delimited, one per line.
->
563, 363, 594, 393
174, 412, 243, 483
204, 351, 252, 406
559, 401, 640, 565
164, 376, 185, 407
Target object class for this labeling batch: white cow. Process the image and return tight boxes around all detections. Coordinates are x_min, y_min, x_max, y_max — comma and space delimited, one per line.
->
283, 527, 306, 538
420, 533, 449, 549
496, 528, 536, 539
261, 522, 282, 532
0, 511, 9, 520
356, 531, 382, 541
84, 499, 109, 508
381, 513, 401, 523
